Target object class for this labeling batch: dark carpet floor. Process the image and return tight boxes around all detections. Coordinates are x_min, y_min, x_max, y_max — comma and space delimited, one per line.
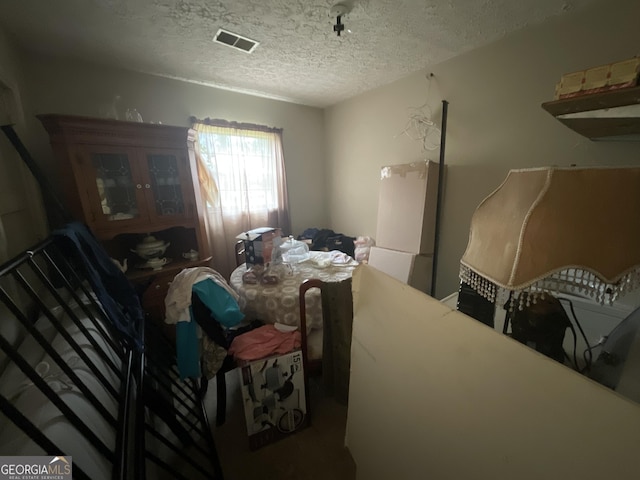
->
207, 370, 356, 480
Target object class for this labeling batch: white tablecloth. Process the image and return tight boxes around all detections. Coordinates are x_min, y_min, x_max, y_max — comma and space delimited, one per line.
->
229, 252, 357, 332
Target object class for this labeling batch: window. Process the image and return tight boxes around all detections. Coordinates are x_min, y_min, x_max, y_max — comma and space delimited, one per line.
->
191, 118, 291, 279
194, 120, 288, 217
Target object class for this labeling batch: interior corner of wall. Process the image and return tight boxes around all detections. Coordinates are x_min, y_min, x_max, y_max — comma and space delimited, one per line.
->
20, 167, 49, 237
0, 78, 24, 126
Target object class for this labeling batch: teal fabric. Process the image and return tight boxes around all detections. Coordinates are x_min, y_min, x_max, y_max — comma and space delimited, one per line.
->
192, 279, 244, 328
175, 306, 201, 379
175, 279, 243, 379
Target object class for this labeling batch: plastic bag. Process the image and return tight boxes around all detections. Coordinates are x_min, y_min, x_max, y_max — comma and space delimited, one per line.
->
276, 236, 310, 264
354, 236, 375, 262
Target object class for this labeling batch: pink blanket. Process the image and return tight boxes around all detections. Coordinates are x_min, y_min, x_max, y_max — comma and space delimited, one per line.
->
229, 324, 301, 361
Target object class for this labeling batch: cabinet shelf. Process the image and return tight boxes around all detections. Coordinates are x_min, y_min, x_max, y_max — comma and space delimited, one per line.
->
126, 256, 212, 282
39, 114, 211, 328
541, 85, 640, 140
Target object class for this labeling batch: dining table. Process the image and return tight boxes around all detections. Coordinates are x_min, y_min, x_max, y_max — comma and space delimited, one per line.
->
230, 250, 357, 402
229, 251, 358, 334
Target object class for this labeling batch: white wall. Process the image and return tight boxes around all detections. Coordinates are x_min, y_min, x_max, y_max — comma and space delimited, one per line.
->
324, 0, 640, 299
0, 29, 46, 261
18, 52, 328, 238
347, 265, 640, 480
5, 0, 640, 277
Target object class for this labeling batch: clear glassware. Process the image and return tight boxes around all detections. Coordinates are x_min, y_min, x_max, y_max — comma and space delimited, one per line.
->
126, 108, 143, 122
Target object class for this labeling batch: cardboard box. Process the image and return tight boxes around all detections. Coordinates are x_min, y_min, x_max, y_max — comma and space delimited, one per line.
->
555, 57, 640, 99
582, 64, 610, 90
555, 70, 585, 98
375, 161, 440, 255
238, 350, 308, 450
368, 246, 433, 294
558, 70, 585, 94
236, 227, 283, 266
609, 57, 640, 85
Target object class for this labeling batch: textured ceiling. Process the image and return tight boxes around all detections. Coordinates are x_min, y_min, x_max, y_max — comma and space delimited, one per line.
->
0, 0, 598, 107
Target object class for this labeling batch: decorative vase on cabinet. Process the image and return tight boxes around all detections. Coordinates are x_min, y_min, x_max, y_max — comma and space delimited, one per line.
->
38, 114, 211, 326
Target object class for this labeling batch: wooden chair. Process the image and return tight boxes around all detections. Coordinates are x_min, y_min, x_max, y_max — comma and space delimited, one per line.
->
191, 290, 261, 427
299, 277, 354, 409
234, 240, 246, 267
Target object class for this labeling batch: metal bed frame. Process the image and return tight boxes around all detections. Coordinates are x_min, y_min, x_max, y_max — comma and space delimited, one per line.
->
0, 235, 223, 479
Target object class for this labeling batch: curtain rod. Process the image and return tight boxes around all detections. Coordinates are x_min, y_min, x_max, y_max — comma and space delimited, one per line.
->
189, 116, 283, 134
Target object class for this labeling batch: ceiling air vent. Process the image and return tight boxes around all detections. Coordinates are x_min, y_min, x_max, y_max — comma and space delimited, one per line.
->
213, 28, 259, 53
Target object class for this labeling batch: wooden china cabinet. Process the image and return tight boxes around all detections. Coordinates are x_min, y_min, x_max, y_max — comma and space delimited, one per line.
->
38, 114, 211, 330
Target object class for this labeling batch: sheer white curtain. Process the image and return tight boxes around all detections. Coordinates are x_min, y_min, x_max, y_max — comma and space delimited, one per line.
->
193, 119, 291, 279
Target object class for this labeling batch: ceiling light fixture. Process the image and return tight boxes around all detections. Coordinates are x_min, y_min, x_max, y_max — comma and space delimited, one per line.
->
330, 2, 352, 37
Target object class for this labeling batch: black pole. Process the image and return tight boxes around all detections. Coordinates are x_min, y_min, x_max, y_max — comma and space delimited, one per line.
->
1, 124, 72, 227
430, 100, 448, 297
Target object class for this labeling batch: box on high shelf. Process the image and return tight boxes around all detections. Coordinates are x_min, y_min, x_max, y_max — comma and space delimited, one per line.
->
583, 64, 610, 90
609, 57, 640, 85
554, 57, 640, 100
555, 70, 585, 98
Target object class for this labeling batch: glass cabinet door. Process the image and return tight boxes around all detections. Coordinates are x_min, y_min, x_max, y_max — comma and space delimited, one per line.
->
146, 152, 188, 218
91, 152, 141, 221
